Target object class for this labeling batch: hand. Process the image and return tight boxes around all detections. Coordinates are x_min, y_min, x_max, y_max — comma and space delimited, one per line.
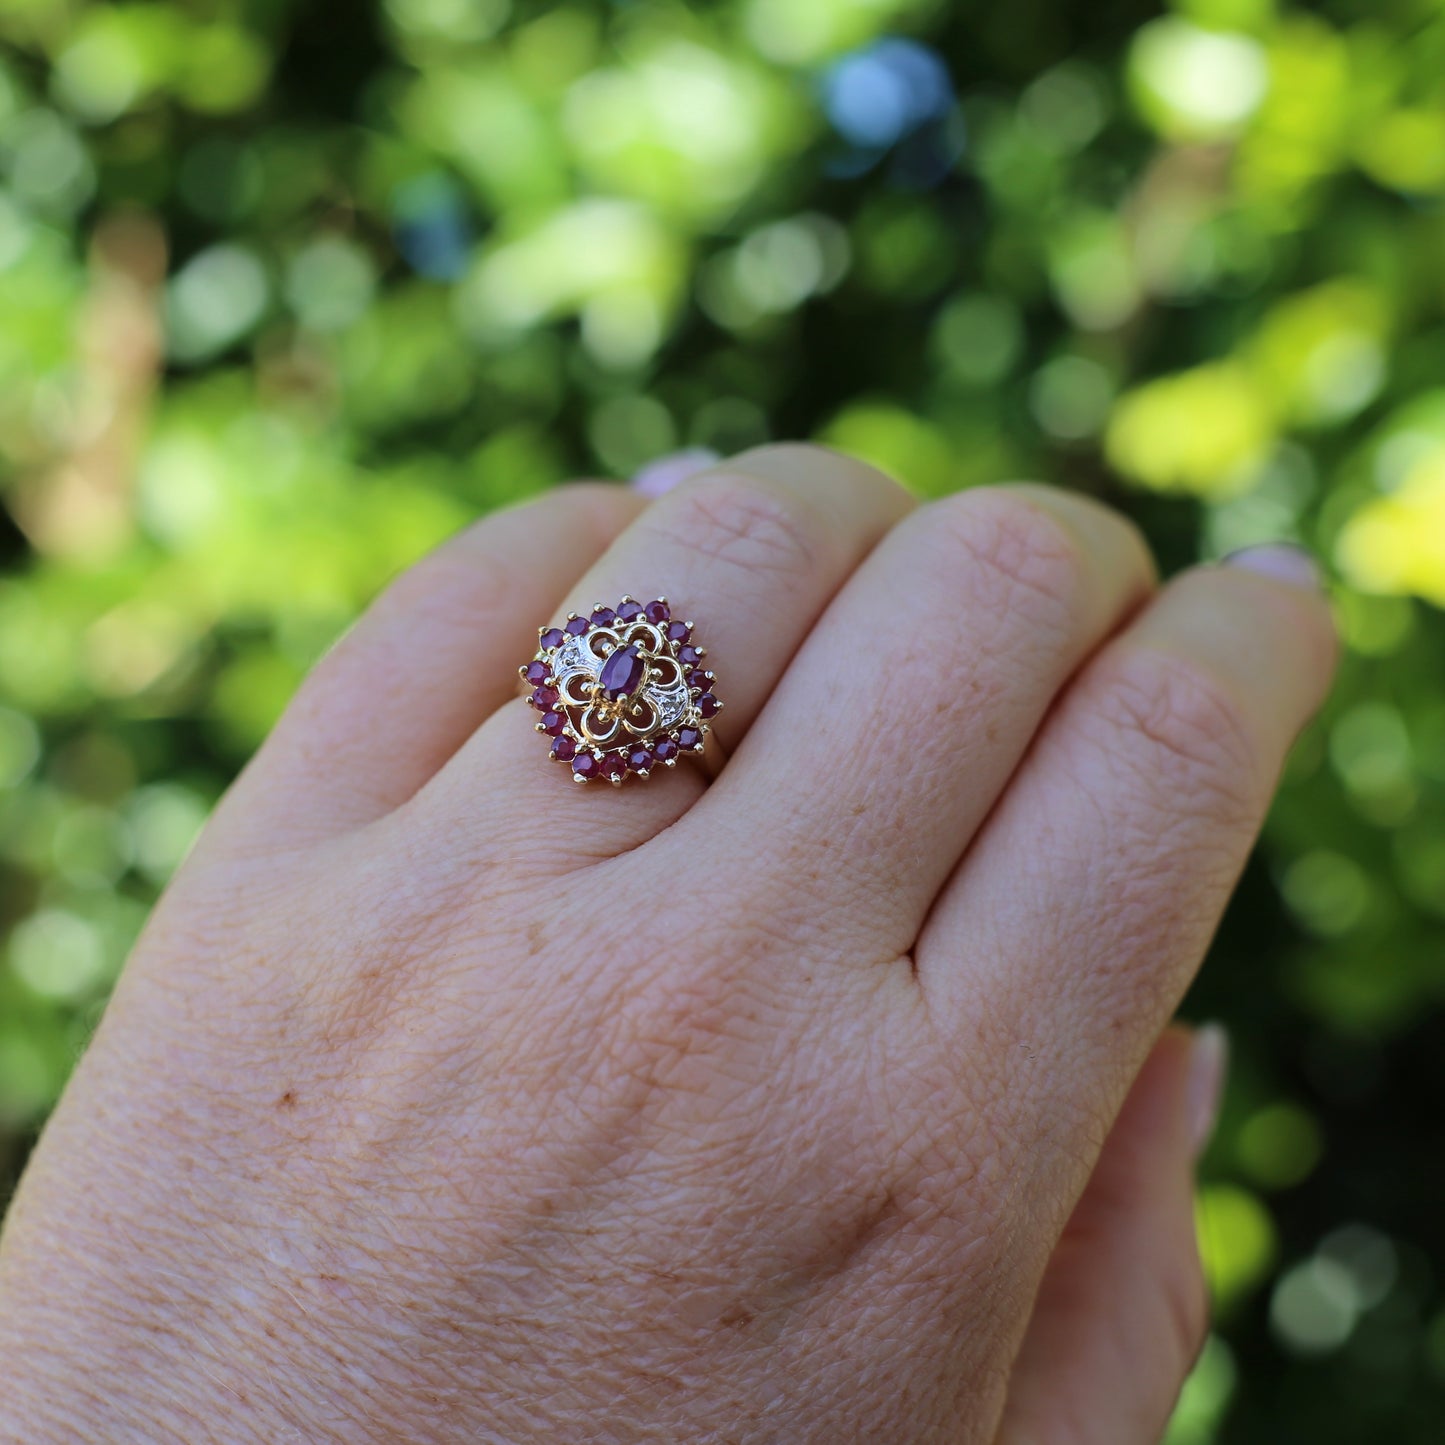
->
0, 447, 1335, 1443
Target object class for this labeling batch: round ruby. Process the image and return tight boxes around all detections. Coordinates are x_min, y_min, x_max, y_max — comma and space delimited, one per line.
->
601, 751, 627, 781
697, 693, 721, 718
573, 752, 600, 780
552, 735, 577, 762
678, 726, 702, 751
590, 606, 617, 628
530, 686, 559, 710
540, 710, 566, 736
627, 746, 653, 773
540, 628, 566, 650
687, 669, 710, 691
644, 599, 671, 624
524, 660, 550, 686
617, 598, 644, 621
565, 615, 590, 637
665, 620, 691, 644
678, 645, 703, 668
598, 643, 646, 700
654, 737, 679, 763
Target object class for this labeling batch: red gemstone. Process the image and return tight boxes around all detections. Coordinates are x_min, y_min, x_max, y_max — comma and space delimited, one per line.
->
590, 606, 617, 628
524, 660, 550, 686
598, 643, 646, 700
552, 735, 577, 762
697, 693, 721, 718
627, 746, 653, 773
654, 737, 679, 763
540, 710, 566, 736
565, 616, 590, 636
678, 645, 702, 668
665, 620, 691, 644
573, 752, 600, 780
687, 669, 710, 691
644, 599, 671, 624
617, 599, 644, 621
678, 726, 702, 750
601, 751, 627, 781
540, 628, 566, 650
530, 686, 559, 710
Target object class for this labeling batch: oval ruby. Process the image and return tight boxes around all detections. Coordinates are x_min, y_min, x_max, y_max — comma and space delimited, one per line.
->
677, 645, 703, 668
598, 643, 646, 700
524, 661, 550, 686
687, 670, 710, 691
665, 620, 691, 644
644, 599, 671, 624
601, 751, 628, 781
565, 615, 590, 637
590, 606, 617, 628
573, 752, 600, 780
540, 628, 566, 650
552, 735, 577, 762
654, 737, 679, 763
627, 746, 653, 773
677, 726, 702, 751
530, 686, 559, 710
540, 711, 566, 736
617, 598, 644, 621
697, 694, 721, 718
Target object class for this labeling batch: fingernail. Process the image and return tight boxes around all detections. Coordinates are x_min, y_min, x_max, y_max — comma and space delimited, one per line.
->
1187, 1023, 1229, 1157
630, 448, 721, 499
1221, 542, 1324, 592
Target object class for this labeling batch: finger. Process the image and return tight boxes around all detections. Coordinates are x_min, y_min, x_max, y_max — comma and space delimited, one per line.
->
217, 484, 645, 844
919, 548, 1335, 1199
427, 445, 913, 858
996, 1026, 1224, 1445
678, 485, 1156, 954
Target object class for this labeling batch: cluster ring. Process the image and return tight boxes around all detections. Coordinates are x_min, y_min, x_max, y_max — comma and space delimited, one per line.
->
520, 596, 722, 785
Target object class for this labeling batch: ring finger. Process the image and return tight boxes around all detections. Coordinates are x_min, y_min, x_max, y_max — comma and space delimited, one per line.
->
422, 445, 913, 859
673, 483, 1157, 956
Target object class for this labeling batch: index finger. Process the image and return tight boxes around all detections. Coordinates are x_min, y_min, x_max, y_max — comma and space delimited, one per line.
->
918, 545, 1336, 1202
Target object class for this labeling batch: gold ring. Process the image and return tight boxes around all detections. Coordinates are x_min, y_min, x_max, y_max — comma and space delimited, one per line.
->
520, 597, 722, 786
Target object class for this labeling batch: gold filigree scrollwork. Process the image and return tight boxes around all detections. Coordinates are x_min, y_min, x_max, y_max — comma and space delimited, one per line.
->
622, 694, 660, 736
580, 705, 622, 745
559, 671, 596, 708
622, 621, 664, 652
587, 627, 621, 662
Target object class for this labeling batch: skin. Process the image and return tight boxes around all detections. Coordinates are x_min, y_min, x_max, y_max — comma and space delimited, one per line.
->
0, 446, 1337, 1443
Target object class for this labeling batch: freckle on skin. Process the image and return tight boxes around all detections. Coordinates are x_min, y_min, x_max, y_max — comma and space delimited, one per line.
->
526, 921, 546, 957
277, 1090, 297, 1109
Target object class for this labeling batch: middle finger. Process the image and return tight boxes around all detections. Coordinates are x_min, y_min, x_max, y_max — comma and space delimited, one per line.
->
678, 484, 1156, 955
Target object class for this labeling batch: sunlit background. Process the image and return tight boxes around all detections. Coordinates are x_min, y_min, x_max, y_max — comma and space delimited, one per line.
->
2, 0, 1444, 1436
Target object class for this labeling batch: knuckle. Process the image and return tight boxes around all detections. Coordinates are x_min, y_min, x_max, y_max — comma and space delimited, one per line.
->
651, 471, 823, 584
1092, 647, 1261, 827
929, 488, 1087, 635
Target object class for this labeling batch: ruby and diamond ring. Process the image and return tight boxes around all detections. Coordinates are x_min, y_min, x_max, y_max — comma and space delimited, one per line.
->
520, 597, 722, 785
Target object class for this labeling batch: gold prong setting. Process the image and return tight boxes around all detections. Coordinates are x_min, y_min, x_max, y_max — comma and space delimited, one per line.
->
520, 596, 721, 785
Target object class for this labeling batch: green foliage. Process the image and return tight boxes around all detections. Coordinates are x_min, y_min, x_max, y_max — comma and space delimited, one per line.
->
2, 0, 1445, 1435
